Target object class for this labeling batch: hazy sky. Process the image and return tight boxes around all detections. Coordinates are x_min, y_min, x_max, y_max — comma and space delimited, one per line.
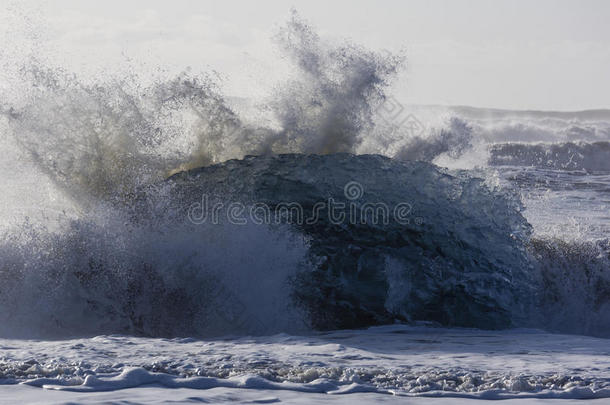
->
2, 0, 609, 110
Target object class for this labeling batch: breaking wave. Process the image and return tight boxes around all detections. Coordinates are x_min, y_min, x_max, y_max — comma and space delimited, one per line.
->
490, 141, 610, 172
0, 11, 608, 339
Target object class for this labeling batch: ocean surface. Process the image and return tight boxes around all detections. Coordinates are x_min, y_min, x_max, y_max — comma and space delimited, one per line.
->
0, 12, 609, 404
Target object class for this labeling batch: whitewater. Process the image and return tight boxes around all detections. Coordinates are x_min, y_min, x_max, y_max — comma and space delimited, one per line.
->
0, 10, 609, 404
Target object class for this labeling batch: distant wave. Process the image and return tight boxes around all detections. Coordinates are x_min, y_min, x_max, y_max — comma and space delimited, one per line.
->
490, 141, 610, 172
433, 105, 610, 143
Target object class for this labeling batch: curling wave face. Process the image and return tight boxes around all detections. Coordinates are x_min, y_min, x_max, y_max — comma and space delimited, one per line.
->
0, 151, 535, 337
490, 141, 610, 172
165, 153, 534, 331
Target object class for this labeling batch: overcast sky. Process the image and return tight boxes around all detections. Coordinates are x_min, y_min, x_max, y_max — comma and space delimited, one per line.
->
2, 0, 609, 111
